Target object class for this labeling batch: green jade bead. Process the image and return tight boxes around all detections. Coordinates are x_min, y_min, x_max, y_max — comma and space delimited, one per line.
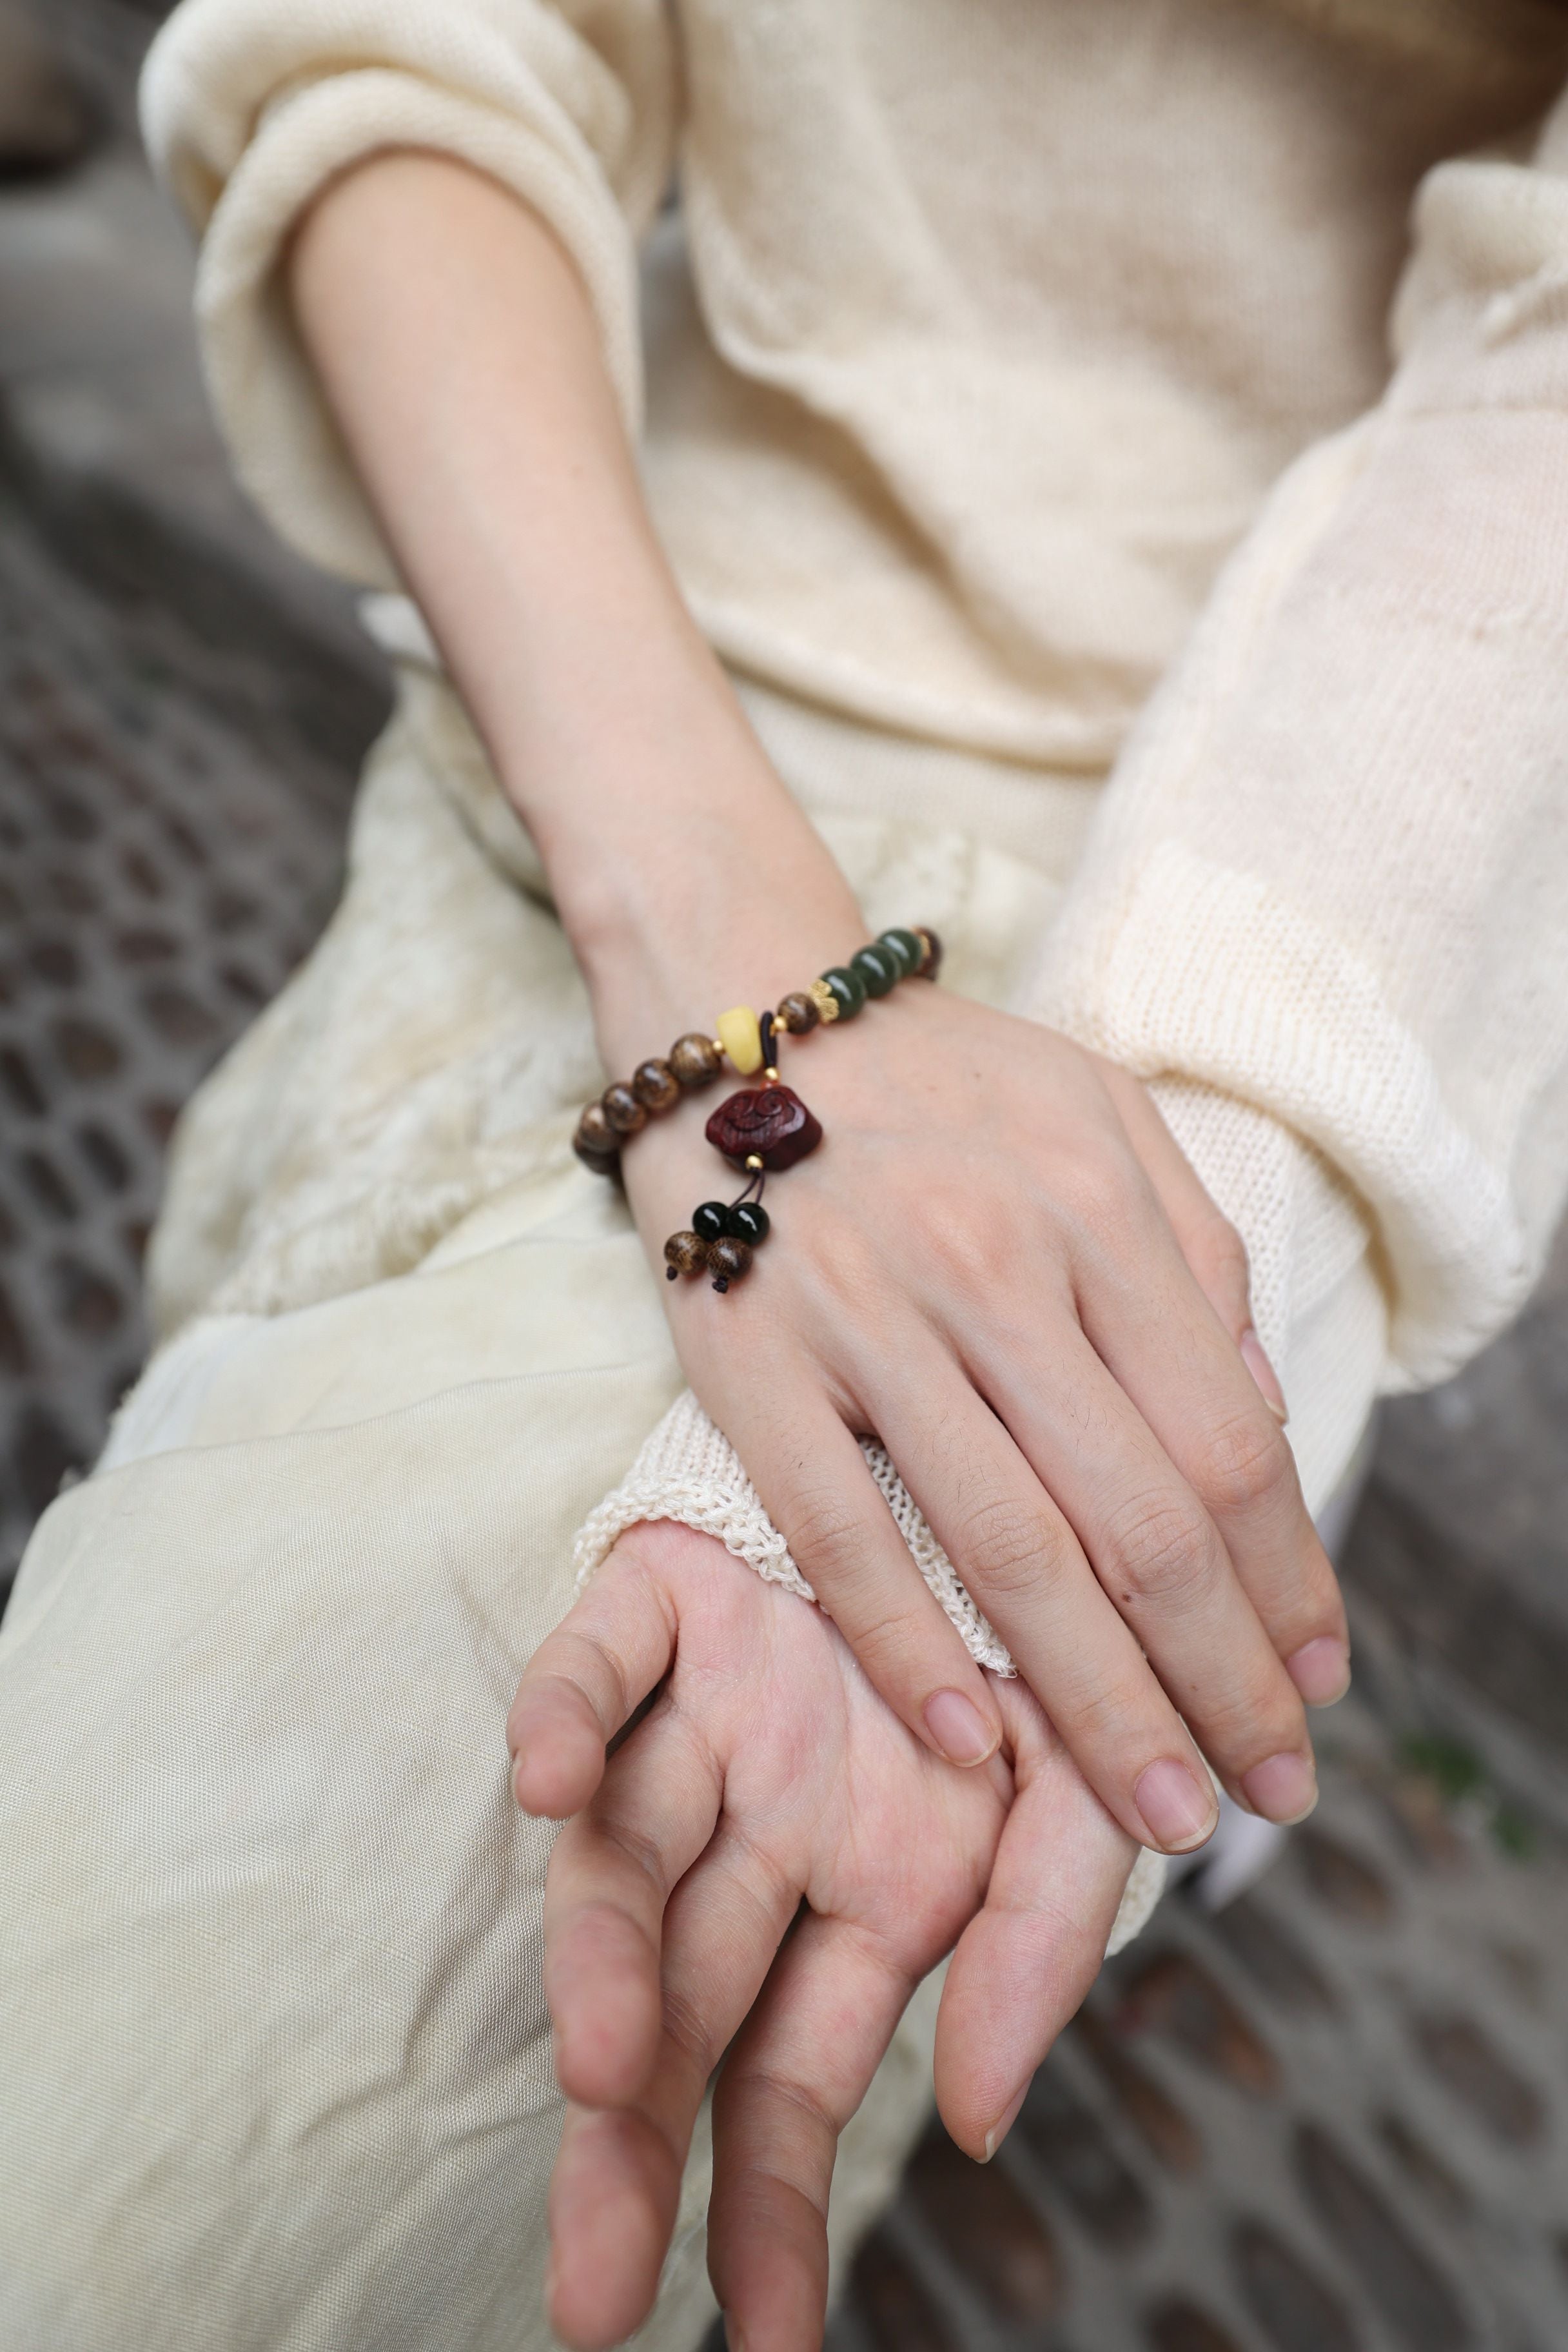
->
818, 964, 867, 1019
877, 926, 923, 977
850, 942, 898, 999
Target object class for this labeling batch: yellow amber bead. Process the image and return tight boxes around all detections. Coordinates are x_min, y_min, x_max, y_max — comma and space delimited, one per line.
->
715, 1004, 764, 1075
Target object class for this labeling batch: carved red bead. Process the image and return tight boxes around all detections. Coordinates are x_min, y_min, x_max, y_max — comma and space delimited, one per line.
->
705, 1084, 823, 1170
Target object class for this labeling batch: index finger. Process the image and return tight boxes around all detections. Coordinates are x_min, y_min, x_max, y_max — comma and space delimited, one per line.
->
544, 1701, 724, 2110
1079, 1212, 1349, 1709
1095, 1067, 1351, 1703
708, 1911, 924, 2352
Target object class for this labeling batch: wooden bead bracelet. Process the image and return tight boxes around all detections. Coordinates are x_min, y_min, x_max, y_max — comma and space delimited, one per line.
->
573, 925, 942, 1292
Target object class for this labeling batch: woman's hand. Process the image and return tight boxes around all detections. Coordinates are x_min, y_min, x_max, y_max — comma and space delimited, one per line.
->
291, 151, 1347, 1861
508, 1521, 1138, 2352
619, 985, 1347, 1855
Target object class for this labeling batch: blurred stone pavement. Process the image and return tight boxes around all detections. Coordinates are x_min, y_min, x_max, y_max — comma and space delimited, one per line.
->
1, 8, 1565, 2349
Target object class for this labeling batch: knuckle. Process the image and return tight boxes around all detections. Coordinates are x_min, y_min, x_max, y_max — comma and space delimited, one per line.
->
600, 1815, 667, 1892
1046, 1144, 1136, 1243
956, 1492, 1061, 1601
1057, 1671, 1166, 1757
1192, 1212, 1251, 1300
1195, 1408, 1293, 1520
1198, 1675, 1303, 1759
784, 1487, 871, 1578
660, 1978, 722, 2079
932, 1218, 1004, 1295
1103, 1488, 1216, 1606
838, 1594, 936, 1685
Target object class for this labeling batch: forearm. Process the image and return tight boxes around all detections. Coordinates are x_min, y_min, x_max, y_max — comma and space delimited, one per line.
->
288, 150, 860, 1061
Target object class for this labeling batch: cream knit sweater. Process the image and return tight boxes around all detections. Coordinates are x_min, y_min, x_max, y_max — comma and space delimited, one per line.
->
140, 0, 1568, 1581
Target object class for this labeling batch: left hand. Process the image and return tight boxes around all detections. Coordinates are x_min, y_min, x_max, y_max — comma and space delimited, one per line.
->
507, 1520, 1139, 2352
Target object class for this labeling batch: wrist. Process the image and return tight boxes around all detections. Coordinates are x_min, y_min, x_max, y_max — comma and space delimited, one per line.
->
567, 836, 865, 1070
495, 642, 863, 1064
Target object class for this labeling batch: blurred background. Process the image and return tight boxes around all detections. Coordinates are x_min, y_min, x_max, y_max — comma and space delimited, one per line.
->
1, 5, 1565, 2347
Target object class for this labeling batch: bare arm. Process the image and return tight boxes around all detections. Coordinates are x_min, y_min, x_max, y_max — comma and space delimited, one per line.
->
291, 150, 861, 1052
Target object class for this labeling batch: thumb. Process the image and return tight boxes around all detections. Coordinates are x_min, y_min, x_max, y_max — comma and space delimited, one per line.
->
507, 1527, 678, 1819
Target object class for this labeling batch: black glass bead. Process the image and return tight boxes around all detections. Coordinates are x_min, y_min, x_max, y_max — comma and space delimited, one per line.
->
692, 1200, 729, 1242
850, 943, 897, 999
725, 1200, 770, 1244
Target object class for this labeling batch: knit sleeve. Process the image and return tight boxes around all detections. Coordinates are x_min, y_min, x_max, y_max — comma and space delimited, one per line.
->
139, 0, 677, 586
1017, 92, 1568, 1418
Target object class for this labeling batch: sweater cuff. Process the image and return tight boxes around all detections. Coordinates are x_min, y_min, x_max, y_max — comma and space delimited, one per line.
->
571, 1388, 1016, 1673
571, 1389, 1168, 1959
142, 61, 646, 587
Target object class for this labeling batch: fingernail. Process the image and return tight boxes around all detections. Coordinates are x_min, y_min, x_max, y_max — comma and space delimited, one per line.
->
983, 2082, 1028, 2162
924, 1687, 998, 1767
1287, 1636, 1351, 1707
1134, 1757, 1218, 1852
1242, 1749, 1318, 1824
1240, 1328, 1289, 1423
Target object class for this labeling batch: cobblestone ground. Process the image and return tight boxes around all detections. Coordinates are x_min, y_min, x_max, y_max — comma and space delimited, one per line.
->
0, 492, 362, 1589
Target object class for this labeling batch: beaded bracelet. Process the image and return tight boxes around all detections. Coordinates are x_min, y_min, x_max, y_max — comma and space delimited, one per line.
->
573, 925, 942, 1292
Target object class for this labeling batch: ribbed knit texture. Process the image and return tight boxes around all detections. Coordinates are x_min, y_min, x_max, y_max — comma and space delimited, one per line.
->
573, 1388, 1017, 1674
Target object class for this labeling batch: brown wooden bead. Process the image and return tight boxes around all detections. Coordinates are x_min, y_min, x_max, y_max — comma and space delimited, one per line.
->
670, 1032, 723, 1088
706, 1233, 753, 1286
775, 990, 820, 1035
602, 1082, 647, 1136
575, 1100, 617, 1155
631, 1057, 680, 1112
573, 1102, 620, 1173
663, 1229, 707, 1277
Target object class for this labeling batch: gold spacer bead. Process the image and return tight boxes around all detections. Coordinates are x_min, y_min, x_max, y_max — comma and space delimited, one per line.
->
712, 1039, 725, 1055
763, 1065, 780, 1083
808, 976, 839, 1024
745, 1154, 763, 1171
